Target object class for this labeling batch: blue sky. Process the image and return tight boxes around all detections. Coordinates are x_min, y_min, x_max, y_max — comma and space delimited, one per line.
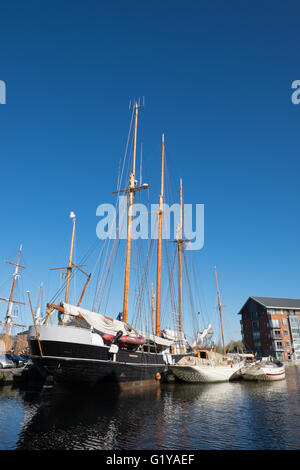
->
1, 0, 300, 343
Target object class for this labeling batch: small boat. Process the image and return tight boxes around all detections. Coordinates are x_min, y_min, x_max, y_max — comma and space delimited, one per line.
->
240, 357, 285, 382
170, 267, 245, 384
103, 333, 146, 348
170, 351, 244, 383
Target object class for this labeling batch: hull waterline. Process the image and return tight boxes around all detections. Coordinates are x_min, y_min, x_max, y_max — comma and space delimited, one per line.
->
241, 364, 286, 382
28, 325, 189, 386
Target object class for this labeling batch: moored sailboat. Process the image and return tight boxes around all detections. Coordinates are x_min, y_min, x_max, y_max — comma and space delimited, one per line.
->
240, 357, 285, 382
170, 353, 243, 383
170, 267, 244, 383
28, 102, 193, 387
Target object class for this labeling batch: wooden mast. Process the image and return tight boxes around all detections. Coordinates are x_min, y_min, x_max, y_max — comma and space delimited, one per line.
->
35, 283, 43, 324
3, 245, 25, 349
214, 266, 226, 356
49, 212, 87, 325
27, 291, 43, 357
122, 101, 140, 324
65, 212, 76, 305
178, 179, 183, 334
77, 273, 91, 307
155, 133, 165, 336
151, 283, 155, 335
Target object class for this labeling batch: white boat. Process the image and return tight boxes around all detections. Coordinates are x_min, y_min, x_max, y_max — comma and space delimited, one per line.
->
241, 357, 285, 382
170, 352, 244, 383
170, 267, 245, 384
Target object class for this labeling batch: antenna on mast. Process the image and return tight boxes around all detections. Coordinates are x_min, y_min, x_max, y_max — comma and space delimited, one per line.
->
129, 96, 145, 111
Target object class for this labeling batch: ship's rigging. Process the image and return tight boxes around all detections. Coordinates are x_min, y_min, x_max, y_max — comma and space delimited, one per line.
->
40, 101, 209, 347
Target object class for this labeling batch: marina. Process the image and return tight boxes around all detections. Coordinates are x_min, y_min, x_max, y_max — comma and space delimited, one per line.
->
0, 92, 297, 451
0, 364, 299, 450
1, 0, 300, 455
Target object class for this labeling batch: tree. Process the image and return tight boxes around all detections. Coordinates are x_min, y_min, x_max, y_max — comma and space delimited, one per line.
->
226, 340, 245, 353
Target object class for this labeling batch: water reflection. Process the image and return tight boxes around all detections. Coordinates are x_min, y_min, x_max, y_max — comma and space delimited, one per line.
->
0, 366, 299, 450
16, 384, 166, 450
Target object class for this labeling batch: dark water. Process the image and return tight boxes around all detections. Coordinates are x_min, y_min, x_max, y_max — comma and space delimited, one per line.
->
1, 365, 300, 450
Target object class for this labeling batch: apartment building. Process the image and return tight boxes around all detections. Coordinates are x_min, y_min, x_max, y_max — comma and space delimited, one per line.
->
238, 297, 300, 361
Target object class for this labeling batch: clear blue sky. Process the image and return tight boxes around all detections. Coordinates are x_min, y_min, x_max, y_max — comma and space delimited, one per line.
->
1, 0, 300, 344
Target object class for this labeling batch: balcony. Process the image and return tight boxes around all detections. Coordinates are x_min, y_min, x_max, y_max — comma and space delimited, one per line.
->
271, 332, 283, 340
272, 342, 285, 351
269, 320, 281, 328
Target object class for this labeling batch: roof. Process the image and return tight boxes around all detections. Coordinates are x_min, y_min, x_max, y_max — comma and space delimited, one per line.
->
242, 296, 300, 311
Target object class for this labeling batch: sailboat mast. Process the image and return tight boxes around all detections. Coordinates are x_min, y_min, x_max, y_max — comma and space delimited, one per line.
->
4, 245, 23, 347
122, 102, 139, 323
49, 212, 87, 325
155, 133, 165, 336
214, 266, 226, 355
178, 179, 183, 334
65, 212, 76, 305
151, 283, 155, 335
35, 283, 43, 324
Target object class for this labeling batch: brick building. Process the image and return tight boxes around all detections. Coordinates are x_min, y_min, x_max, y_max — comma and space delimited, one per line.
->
238, 297, 300, 361
0, 331, 29, 354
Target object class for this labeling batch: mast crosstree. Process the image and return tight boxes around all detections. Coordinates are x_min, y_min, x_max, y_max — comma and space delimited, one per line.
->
112, 99, 148, 324
0, 245, 26, 350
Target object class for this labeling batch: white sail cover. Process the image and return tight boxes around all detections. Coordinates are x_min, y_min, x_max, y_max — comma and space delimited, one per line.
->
63, 303, 173, 347
192, 324, 212, 348
161, 329, 186, 341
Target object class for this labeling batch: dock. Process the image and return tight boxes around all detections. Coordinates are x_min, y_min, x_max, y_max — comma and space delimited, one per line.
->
0, 365, 44, 386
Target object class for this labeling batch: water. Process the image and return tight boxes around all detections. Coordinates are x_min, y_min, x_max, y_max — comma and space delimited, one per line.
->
0, 365, 300, 450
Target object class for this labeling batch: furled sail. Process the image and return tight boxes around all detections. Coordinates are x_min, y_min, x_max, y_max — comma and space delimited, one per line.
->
63, 303, 174, 347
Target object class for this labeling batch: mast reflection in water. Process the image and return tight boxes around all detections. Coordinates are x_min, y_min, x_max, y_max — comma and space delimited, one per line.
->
0, 366, 300, 450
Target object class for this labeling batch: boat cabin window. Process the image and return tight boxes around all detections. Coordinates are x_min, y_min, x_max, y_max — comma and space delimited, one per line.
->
198, 351, 208, 359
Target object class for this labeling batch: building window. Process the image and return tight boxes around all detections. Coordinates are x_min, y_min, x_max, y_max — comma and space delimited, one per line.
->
284, 330, 289, 336
270, 319, 280, 328
286, 341, 291, 347
280, 309, 284, 315
273, 341, 284, 351
289, 310, 294, 315
268, 309, 275, 315
282, 318, 287, 325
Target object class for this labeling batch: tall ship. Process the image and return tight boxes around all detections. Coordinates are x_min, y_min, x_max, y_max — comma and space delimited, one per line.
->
28, 101, 199, 386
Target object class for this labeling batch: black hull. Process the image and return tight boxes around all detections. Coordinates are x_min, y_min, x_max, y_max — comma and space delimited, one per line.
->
29, 339, 184, 386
